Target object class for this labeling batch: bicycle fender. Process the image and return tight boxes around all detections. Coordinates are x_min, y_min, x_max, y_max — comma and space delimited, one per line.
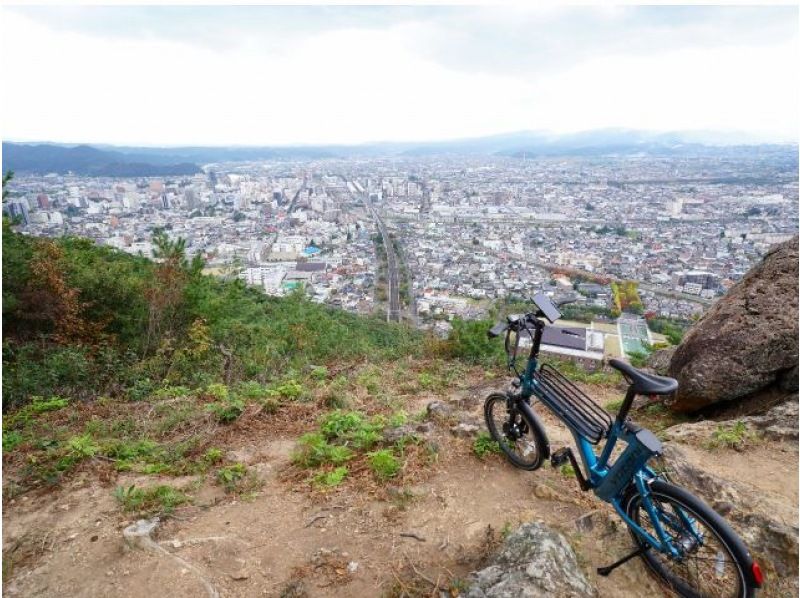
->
517, 400, 550, 460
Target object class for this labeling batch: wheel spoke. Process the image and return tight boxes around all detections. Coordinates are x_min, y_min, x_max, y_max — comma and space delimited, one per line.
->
629, 489, 743, 598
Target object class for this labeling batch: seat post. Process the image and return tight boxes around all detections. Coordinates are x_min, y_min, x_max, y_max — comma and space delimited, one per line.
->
615, 386, 637, 425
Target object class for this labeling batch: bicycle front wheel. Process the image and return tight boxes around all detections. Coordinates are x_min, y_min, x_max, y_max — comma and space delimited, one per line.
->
624, 480, 760, 598
484, 392, 546, 471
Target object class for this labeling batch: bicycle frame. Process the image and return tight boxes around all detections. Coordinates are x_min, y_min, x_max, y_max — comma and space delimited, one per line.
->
508, 318, 699, 559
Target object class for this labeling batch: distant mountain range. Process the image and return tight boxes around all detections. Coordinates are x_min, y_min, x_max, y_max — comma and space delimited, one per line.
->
1, 143, 202, 177
3, 129, 796, 176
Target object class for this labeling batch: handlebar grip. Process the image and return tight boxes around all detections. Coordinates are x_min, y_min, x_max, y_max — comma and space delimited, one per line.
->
488, 322, 508, 338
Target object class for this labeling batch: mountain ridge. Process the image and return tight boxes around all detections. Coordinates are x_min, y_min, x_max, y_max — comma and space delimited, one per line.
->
4, 129, 797, 175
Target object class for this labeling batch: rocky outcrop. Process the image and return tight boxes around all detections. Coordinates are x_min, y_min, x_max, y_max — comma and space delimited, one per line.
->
646, 346, 676, 375
668, 237, 799, 412
661, 396, 799, 444
465, 522, 595, 597
662, 445, 799, 595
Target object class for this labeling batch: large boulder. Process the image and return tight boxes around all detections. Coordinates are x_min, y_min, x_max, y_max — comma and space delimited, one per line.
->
465, 522, 595, 597
668, 237, 799, 412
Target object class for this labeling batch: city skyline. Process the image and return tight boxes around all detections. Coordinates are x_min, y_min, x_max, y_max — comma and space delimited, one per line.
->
2, 5, 798, 147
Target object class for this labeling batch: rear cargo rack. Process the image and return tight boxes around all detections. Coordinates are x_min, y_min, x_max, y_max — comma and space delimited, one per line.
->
534, 364, 612, 444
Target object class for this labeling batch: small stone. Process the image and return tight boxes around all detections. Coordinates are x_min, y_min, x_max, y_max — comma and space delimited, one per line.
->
347, 561, 359, 574
450, 422, 480, 438
426, 401, 453, 418
122, 518, 160, 551
230, 570, 250, 581
90, 535, 99, 542
531, 482, 562, 501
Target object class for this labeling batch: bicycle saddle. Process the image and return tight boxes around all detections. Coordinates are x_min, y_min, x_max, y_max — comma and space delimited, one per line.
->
608, 359, 678, 395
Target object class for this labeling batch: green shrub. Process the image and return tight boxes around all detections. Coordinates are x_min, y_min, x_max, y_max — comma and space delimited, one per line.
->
446, 318, 505, 366
126, 378, 156, 402
706, 421, 756, 450
356, 367, 381, 395
105, 439, 157, 462
312, 466, 348, 487
202, 447, 224, 465
292, 433, 354, 468
3, 430, 23, 452
472, 432, 501, 459
368, 449, 401, 480
66, 434, 100, 458
319, 410, 386, 449
114, 484, 188, 515
205, 383, 229, 401
236, 380, 269, 401
605, 399, 624, 413
320, 410, 366, 439
216, 463, 246, 492
310, 366, 329, 381
627, 351, 650, 368
417, 372, 438, 391
267, 379, 304, 400
151, 386, 192, 400
29, 396, 69, 413
389, 411, 408, 428
207, 396, 245, 423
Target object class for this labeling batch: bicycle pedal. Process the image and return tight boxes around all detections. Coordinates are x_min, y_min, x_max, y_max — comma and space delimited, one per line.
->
550, 448, 571, 468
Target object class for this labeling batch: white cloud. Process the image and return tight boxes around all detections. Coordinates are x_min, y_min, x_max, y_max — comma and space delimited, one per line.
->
1, 6, 797, 145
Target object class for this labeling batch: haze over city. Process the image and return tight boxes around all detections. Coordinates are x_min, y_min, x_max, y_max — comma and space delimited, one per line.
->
2, 4, 798, 146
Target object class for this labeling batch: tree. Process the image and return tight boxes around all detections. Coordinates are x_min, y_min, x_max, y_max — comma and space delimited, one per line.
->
2, 170, 14, 201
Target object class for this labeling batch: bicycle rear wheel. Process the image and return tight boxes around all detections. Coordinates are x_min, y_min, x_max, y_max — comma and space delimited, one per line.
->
624, 481, 760, 598
484, 392, 546, 471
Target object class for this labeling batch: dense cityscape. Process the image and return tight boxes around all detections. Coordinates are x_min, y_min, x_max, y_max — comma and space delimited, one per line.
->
5, 146, 798, 362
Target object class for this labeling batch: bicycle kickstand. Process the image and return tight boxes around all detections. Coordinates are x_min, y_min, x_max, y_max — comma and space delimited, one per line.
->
597, 545, 649, 577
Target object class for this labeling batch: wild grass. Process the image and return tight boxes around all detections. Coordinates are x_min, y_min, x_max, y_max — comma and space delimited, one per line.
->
706, 421, 758, 451
113, 484, 189, 516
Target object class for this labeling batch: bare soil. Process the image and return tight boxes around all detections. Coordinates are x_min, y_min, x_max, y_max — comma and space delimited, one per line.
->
3, 381, 796, 597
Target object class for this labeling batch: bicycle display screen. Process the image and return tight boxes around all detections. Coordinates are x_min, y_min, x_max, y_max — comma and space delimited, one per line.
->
533, 293, 562, 323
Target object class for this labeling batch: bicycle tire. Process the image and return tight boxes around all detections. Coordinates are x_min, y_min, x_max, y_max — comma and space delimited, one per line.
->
484, 392, 547, 471
623, 480, 760, 598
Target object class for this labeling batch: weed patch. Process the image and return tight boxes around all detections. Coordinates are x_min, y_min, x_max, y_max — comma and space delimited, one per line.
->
472, 432, 501, 459
706, 421, 758, 451
114, 484, 189, 516
312, 466, 348, 488
214, 463, 256, 493
368, 449, 401, 480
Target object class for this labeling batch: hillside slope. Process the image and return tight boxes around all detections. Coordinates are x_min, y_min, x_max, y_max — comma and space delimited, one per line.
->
3, 225, 796, 597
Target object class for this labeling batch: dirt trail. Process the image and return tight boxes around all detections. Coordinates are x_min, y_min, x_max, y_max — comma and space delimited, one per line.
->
3, 385, 796, 597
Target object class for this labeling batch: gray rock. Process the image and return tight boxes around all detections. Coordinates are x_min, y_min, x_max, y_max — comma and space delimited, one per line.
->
384, 420, 436, 443
382, 424, 418, 443
465, 522, 595, 597
426, 400, 453, 419
414, 421, 435, 435
122, 518, 160, 551
450, 422, 481, 438
745, 397, 798, 441
668, 236, 799, 412
661, 397, 798, 444
646, 346, 676, 375
662, 444, 799, 584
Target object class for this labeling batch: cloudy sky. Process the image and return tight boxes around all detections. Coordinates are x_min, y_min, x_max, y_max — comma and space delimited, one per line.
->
2, 5, 798, 146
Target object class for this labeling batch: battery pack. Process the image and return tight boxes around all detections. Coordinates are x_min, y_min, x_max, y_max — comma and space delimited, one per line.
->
595, 428, 662, 501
